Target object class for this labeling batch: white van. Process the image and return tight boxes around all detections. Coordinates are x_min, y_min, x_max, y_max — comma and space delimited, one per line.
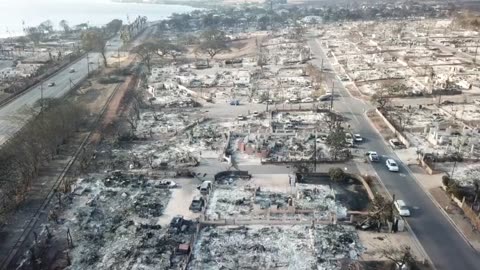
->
198, 181, 212, 195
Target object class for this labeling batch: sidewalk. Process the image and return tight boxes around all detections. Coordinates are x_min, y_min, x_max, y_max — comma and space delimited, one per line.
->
395, 149, 480, 252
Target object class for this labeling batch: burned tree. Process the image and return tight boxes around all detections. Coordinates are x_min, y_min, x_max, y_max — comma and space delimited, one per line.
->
132, 41, 158, 71
381, 245, 418, 270
81, 30, 108, 67
326, 124, 347, 161
371, 88, 392, 110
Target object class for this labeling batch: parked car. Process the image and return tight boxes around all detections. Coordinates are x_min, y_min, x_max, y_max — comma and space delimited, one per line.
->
197, 181, 212, 195
345, 133, 354, 146
169, 215, 184, 230
354, 134, 363, 142
318, 94, 332, 101
389, 139, 403, 149
237, 115, 247, 121
288, 98, 300, 103
47, 82, 55, 87
386, 158, 399, 172
441, 100, 454, 105
301, 97, 314, 103
252, 111, 259, 117
158, 180, 177, 188
189, 196, 205, 212
366, 151, 380, 162
394, 200, 411, 217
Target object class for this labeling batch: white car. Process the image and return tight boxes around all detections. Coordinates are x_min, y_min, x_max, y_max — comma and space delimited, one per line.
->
394, 200, 411, 217
158, 180, 177, 188
354, 134, 363, 142
301, 97, 314, 103
318, 94, 332, 101
386, 158, 399, 172
367, 151, 380, 162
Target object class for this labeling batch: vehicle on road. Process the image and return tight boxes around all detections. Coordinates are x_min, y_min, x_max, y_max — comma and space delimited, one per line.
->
47, 82, 55, 87
230, 100, 240, 106
354, 134, 363, 142
394, 200, 411, 216
69, 68, 76, 73
386, 158, 399, 172
237, 115, 246, 121
366, 151, 380, 162
389, 139, 404, 149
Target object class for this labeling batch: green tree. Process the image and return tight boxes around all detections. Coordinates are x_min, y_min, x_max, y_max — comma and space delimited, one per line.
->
197, 28, 230, 59
59, 20, 70, 34
106, 19, 123, 35
24, 27, 43, 46
81, 30, 108, 67
328, 167, 346, 182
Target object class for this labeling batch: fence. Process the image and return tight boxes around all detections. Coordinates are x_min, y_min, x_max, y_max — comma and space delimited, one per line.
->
448, 193, 480, 230
374, 108, 411, 148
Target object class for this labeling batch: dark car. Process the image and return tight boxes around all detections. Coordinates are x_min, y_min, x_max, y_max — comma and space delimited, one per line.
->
189, 196, 205, 212
170, 215, 184, 229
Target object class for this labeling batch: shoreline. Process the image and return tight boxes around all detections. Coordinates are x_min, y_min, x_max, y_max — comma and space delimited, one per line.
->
111, 0, 216, 9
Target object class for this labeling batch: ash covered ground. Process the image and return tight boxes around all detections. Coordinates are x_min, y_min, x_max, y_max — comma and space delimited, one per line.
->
189, 224, 362, 270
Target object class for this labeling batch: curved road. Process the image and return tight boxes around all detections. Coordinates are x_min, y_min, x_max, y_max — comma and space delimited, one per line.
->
308, 36, 479, 270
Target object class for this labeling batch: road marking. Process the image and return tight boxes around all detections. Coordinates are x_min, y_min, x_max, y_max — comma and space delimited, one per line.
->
399, 173, 407, 177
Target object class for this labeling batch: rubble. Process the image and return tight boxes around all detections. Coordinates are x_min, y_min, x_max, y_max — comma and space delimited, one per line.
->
63, 172, 196, 270
189, 225, 362, 270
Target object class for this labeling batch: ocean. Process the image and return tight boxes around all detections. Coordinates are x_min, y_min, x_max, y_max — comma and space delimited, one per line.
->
0, 0, 198, 38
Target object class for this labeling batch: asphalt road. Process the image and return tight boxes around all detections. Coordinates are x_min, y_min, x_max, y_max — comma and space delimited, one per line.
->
0, 34, 130, 145
308, 36, 480, 270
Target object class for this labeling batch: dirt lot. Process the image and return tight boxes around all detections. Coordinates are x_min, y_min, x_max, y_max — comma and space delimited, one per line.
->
367, 110, 395, 140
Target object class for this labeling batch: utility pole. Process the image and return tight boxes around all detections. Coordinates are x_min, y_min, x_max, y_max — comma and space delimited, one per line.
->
474, 39, 479, 65
86, 52, 90, 76
451, 160, 457, 179
320, 58, 324, 87
314, 130, 317, 172
40, 82, 44, 113
330, 81, 335, 111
